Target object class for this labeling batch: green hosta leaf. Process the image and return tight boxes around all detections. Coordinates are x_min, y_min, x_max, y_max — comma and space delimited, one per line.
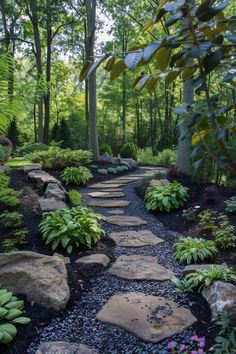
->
66, 245, 73, 254
5, 301, 24, 309
12, 317, 31, 325
5, 309, 22, 320
0, 307, 8, 318
0, 292, 12, 306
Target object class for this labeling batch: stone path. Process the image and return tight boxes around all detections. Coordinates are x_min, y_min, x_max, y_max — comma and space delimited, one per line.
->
29, 167, 199, 354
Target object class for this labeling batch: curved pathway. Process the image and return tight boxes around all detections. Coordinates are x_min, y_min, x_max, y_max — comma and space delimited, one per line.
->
28, 168, 203, 354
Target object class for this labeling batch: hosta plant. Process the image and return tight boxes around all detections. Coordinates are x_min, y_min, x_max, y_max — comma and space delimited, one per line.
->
0, 288, 31, 343
145, 181, 188, 212
39, 207, 105, 254
107, 167, 117, 174
174, 237, 217, 265
0, 212, 23, 228
171, 265, 236, 292
97, 168, 108, 175
225, 197, 236, 214
68, 189, 82, 206
0, 188, 21, 207
61, 166, 92, 185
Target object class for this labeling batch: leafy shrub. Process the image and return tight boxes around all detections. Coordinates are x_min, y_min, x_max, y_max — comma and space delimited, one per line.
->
0, 288, 31, 343
97, 168, 108, 175
107, 167, 117, 174
0, 188, 21, 207
120, 143, 138, 160
199, 209, 217, 230
171, 265, 236, 292
213, 311, 236, 354
174, 237, 217, 265
2, 239, 17, 252
16, 143, 49, 156
145, 181, 188, 212
203, 185, 218, 202
0, 171, 10, 188
61, 166, 92, 185
155, 149, 177, 167
39, 207, 105, 254
0, 212, 23, 228
26, 147, 92, 169
225, 197, 236, 214
100, 144, 113, 156
137, 147, 157, 165
69, 190, 82, 206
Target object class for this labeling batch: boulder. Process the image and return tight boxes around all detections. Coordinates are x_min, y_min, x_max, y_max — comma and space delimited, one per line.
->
118, 158, 138, 169
28, 170, 60, 188
149, 179, 163, 188
38, 197, 67, 213
36, 341, 98, 354
98, 153, 116, 164
0, 165, 11, 172
202, 281, 236, 324
23, 163, 42, 173
76, 254, 111, 267
0, 251, 70, 311
45, 183, 66, 201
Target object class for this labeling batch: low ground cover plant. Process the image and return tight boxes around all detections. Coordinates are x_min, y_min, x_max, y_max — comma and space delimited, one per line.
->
171, 265, 236, 292
0, 188, 21, 207
213, 311, 236, 354
68, 190, 82, 206
225, 196, 236, 214
61, 166, 92, 185
2, 228, 28, 252
97, 168, 108, 175
0, 288, 31, 344
0, 171, 10, 188
167, 335, 206, 353
145, 181, 188, 212
39, 207, 105, 254
174, 237, 217, 265
0, 212, 23, 228
26, 147, 92, 169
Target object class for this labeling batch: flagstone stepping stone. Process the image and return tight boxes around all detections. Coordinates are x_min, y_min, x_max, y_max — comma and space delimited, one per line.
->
95, 188, 124, 192
102, 180, 129, 185
109, 230, 164, 247
96, 292, 197, 343
88, 200, 130, 208
107, 215, 147, 226
108, 255, 173, 280
76, 254, 111, 267
87, 191, 125, 198
107, 209, 124, 215
89, 183, 125, 189
117, 176, 140, 181
38, 197, 67, 213
36, 341, 98, 354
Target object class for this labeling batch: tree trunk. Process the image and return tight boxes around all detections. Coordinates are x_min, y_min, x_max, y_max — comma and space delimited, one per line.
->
122, 35, 127, 145
85, 0, 99, 160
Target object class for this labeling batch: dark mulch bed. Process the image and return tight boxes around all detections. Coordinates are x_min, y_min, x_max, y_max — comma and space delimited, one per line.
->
136, 171, 236, 270
0, 165, 125, 354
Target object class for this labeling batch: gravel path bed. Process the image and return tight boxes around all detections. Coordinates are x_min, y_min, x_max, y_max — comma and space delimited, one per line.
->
27, 169, 208, 354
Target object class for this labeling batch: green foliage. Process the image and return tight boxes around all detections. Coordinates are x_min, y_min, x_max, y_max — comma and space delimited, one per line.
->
115, 165, 129, 173
0, 212, 23, 228
174, 237, 217, 265
68, 190, 82, 206
100, 144, 113, 156
26, 147, 92, 169
213, 311, 236, 354
17, 143, 49, 156
7, 120, 20, 148
2, 229, 28, 252
39, 207, 105, 254
199, 209, 217, 230
107, 167, 117, 174
0, 288, 31, 344
0, 172, 10, 188
56, 118, 72, 149
2, 239, 17, 252
97, 168, 108, 175
0, 188, 21, 207
61, 166, 92, 185
145, 181, 188, 212
225, 197, 236, 214
155, 149, 177, 167
120, 143, 138, 160
171, 265, 236, 292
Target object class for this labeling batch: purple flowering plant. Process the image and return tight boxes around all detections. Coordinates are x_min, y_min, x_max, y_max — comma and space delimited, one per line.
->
167, 336, 206, 354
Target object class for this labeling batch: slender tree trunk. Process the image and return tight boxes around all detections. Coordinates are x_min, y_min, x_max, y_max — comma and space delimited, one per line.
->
136, 98, 140, 147
149, 95, 154, 153
122, 34, 127, 145
85, 0, 99, 160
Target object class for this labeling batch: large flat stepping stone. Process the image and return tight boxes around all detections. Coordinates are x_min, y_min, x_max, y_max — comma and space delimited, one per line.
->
28, 170, 60, 188
89, 183, 125, 189
36, 341, 98, 354
108, 255, 173, 280
107, 215, 147, 226
107, 209, 124, 215
88, 200, 130, 208
117, 177, 140, 181
96, 292, 197, 343
102, 180, 129, 185
98, 188, 124, 192
109, 230, 164, 247
76, 254, 111, 267
87, 191, 125, 198
38, 197, 67, 213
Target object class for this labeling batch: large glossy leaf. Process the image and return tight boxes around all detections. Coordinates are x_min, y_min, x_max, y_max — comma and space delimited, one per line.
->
132, 76, 143, 89
182, 66, 197, 80
165, 69, 180, 86
143, 41, 162, 62
110, 60, 126, 80
125, 49, 143, 70
87, 54, 110, 78
79, 62, 91, 82
146, 77, 158, 92
202, 51, 222, 75
104, 56, 115, 72
190, 41, 212, 58
139, 75, 150, 90
164, 0, 185, 13
156, 47, 171, 71
196, 1, 228, 22
166, 12, 183, 27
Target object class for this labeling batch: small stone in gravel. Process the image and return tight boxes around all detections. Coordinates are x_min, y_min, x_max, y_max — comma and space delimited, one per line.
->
109, 230, 164, 247
88, 200, 130, 208
108, 255, 173, 280
107, 215, 147, 226
96, 292, 197, 343
36, 341, 98, 354
76, 254, 111, 267
87, 191, 125, 198
107, 209, 124, 215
